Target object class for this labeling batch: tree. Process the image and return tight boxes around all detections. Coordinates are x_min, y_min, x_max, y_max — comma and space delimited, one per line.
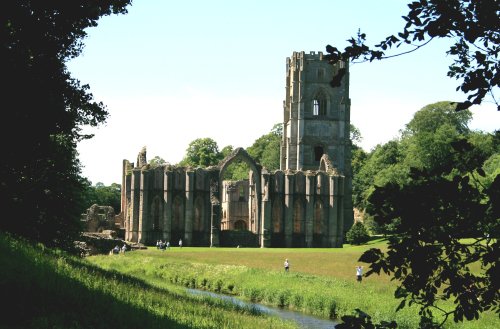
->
1, 1, 131, 251
400, 101, 472, 171
346, 222, 370, 245
350, 124, 368, 209
362, 144, 499, 327
179, 138, 222, 167
326, 0, 500, 111
149, 156, 167, 168
338, 101, 499, 327
81, 181, 121, 214
247, 123, 282, 171
352, 140, 404, 209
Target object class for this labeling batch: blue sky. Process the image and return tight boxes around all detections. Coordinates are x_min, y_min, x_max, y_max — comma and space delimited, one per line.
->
68, 0, 498, 185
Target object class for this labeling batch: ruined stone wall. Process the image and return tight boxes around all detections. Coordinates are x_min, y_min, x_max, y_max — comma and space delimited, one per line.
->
121, 148, 345, 248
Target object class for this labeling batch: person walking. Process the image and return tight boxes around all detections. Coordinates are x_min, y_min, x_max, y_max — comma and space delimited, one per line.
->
179, 239, 183, 248
356, 266, 363, 283
284, 258, 290, 272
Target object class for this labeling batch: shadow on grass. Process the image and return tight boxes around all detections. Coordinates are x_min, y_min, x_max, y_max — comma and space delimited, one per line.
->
0, 233, 189, 329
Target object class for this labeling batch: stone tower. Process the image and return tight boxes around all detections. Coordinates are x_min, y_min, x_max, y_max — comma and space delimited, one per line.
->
280, 51, 354, 232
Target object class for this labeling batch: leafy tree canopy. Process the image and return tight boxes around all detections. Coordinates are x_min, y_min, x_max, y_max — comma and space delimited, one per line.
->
148, 156, 167, 168
344, 102, 499, 328
81, 181, 121, 214
326, 0, 500, 111
346, 222, 370, 245
247, 123, 282, 171
179, 138, 222, 168
1, 1, 131, 250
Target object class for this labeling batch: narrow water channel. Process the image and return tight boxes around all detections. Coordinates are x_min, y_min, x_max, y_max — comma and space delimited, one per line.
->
187, 289, 338, 329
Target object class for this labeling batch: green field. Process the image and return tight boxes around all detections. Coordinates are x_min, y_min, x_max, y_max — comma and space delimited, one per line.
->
2, 232, 497, 329
0, 233, 296, 329
86, 239, 499, 329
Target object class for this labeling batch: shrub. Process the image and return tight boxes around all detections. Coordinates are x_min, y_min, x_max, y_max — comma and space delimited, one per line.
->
346, 222, 370, 245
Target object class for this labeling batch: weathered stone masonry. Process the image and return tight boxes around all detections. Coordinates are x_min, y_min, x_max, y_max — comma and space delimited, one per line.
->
120, 50, 353, 247
121, 147, 347, 247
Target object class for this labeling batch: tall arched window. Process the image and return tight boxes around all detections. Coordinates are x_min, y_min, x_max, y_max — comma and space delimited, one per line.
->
314, 146, 324, 162
152, 197, 160, 230
194, 197, 204, 231
272, 200, 282, 233
173, 196, 183, 231
314, 200, 324, 234
312, 91, 327, 116
293, 199, 303, 233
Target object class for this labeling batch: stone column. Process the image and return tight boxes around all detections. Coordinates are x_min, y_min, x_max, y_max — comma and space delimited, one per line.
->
284, 172, 294, 247
162, 170, 172, 243
138, 170, 149, 244
337, 176, 345, 246
130, 169, 141, 242
124, 173, 131, 241
210, 200, 220, 247
328, 175, 339, 247
184, 169, 194, 245
261, 172, 271, 247
305, 172, 314, 247
121, 160, 128, 214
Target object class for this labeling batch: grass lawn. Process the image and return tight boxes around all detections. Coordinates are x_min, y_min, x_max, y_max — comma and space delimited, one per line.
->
87, 237, 499, 329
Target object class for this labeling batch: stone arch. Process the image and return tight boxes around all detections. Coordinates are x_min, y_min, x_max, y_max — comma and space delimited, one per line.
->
218, 147, 262, 237
319, 154, 339, 174
234, 220, 247, 231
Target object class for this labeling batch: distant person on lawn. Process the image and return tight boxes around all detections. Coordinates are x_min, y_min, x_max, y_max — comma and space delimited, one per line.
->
356, 266, 363, 283
284, 259, 290, 272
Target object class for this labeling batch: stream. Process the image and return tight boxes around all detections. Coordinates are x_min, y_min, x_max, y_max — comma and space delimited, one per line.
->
187, 288, 338, 329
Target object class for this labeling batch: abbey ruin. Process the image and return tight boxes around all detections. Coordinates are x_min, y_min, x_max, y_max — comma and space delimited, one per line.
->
120, 51, 353, 247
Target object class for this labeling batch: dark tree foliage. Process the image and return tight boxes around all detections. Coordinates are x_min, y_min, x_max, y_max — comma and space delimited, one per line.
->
325, 0, 500, 111
358, 138, 499, 328
335, 309, 397, 329
1, 1, 131, 250
81, 181, 122, 214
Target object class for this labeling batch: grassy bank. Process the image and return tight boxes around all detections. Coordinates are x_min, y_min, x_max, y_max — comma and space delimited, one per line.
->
0, 232, 296, 329
87, 240, 499, 329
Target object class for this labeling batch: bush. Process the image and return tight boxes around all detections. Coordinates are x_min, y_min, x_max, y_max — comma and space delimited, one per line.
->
346, 222, 370, 245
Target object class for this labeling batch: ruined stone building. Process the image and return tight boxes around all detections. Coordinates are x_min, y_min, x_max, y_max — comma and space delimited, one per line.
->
120, 51, 353, 247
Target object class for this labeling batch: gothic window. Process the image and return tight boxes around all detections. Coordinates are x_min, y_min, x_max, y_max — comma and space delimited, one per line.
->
312, 92, 327, 116
239, 184, 245, 201
152, 197, 160, 230
194, 197, 204, 231
314, 146, 324, 162
272, 200, 282, 233
314, 200, 324, 234
293, 199, 303, 233
173, 196, 183, 231
313, 99, 320, 115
